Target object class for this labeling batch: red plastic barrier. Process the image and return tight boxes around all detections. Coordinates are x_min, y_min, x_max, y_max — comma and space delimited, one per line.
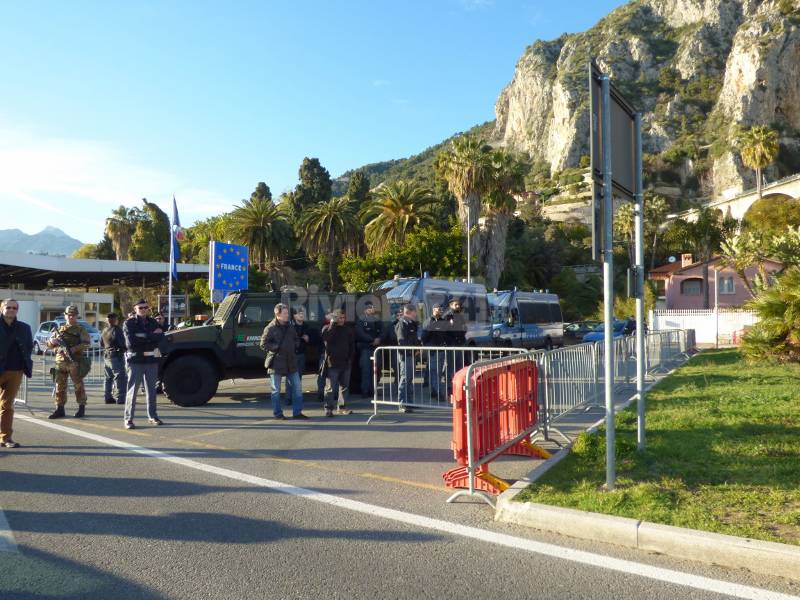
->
443, 358, 540, 493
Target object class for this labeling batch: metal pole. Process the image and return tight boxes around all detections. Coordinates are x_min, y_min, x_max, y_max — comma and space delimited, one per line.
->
601, 75, 616, 489
715, 268, 719, 349
466, 209, 471, 283
168, 209, 174, 327
634, 113, 645, 451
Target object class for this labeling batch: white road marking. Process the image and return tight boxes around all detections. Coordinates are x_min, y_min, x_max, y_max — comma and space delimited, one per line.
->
0, 506, 19, 553
16, 414, 799, 600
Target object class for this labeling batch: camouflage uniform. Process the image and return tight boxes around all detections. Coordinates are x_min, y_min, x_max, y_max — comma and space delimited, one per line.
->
49, 317, 90, 407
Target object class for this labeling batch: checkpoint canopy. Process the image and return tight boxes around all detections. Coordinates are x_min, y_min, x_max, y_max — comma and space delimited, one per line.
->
209, 241, 249, 303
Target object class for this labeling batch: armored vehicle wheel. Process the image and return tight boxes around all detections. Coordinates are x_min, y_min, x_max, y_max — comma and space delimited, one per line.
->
163, 355, 219, 407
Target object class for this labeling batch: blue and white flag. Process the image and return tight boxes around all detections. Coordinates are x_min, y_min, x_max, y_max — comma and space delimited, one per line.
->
171, 196, 184, 281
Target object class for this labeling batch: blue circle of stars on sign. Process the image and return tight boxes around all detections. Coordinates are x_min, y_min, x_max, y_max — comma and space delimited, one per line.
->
214, 244, 248, 289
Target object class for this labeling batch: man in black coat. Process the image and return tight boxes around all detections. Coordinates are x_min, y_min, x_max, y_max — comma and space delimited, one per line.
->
321, 309, 355, 417
123, 299, 165, 429
422, 303, 448, 399
260, 303, 307, 420
443, 298, 468, 392
395, 304, 420, 413
0, 298, 33, 448
101, 313, 127, 405
355, 301, 383, 398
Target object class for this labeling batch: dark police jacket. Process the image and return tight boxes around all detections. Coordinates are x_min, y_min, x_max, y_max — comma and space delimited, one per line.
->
443, 309, 467, 346
355, 316, 384, 351
395, 316, 421, 346
0, 318, 33, 377
101, 324, 126, 357
421, 316, 448, 347
123, 316, 164, 364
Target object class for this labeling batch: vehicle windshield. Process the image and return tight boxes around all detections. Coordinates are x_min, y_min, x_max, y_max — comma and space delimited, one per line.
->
384, 280, 417, 305
209, 294, 237, 324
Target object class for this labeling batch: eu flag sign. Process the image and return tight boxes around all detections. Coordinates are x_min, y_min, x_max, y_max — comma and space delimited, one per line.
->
209, 241, 249, 302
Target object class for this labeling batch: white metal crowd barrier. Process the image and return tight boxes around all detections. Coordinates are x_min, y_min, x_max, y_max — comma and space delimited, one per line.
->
368, 345, 526, 423
40, 347, 106, 387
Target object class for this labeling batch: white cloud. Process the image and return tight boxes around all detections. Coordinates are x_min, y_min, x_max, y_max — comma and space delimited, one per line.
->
0, 125, 234, 243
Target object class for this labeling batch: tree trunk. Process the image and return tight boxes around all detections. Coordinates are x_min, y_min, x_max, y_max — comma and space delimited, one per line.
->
457, 191, 482, 279
756, 167, 763, 199
483, 211, 511, 290
702, 259, 710, 309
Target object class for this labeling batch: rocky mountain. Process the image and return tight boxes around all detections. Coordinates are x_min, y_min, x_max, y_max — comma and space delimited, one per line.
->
492, 0, 800, 198
0, 227, 83, 257
339, 0, 800, 209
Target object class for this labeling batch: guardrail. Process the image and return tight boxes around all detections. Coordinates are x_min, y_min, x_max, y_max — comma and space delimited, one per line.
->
39, 347, 106, 387
368, 346, 527, 423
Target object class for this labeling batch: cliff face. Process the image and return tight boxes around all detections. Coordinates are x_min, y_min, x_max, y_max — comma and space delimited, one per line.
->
491, 0, 800, 198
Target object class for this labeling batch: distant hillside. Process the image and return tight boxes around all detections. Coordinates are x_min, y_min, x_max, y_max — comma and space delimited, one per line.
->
332, 121, 495, 195
0, 227, 83, 257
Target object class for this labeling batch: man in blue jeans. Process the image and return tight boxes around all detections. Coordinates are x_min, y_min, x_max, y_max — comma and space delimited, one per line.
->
260, 303, 308, 420
101, 313, 127, 405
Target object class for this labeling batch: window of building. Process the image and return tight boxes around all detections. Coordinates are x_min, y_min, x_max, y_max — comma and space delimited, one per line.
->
719, 276, 735, 295
680, 279, 702, 296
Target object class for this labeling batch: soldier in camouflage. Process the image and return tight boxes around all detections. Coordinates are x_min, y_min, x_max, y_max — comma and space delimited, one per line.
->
46, 305, 90, 419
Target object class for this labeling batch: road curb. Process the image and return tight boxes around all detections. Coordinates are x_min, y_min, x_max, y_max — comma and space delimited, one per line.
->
495, 492, 800, 581
495, 353, 800, 582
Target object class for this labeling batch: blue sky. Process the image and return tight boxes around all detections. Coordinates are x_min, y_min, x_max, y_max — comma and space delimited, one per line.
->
1, 0, 625, 244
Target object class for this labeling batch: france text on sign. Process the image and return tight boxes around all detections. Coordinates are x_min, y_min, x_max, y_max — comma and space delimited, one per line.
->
209, 241, 249, 292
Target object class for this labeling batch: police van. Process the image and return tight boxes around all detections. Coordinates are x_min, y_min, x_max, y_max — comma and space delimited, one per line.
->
372, 274, 490, 343
481, 289, 564, 350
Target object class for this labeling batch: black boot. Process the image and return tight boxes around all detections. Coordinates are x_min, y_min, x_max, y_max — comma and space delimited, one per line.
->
48, 406, 66, 419
74, 405, 85, 418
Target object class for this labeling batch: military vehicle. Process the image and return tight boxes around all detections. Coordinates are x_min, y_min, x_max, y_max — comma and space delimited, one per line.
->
159, 289, 376, 407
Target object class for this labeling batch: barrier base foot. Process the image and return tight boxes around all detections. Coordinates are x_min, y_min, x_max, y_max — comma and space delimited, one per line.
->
446, 489, 496, 508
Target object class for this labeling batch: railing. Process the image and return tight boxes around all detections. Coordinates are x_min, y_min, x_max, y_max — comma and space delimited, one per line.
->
39, 347, 106, 386
368, 346, 526, 423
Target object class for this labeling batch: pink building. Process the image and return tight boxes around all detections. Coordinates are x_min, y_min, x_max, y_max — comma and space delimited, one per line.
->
649, 253, 783, 310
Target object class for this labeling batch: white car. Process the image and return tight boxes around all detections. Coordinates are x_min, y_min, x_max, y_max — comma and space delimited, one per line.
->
33, 320, 102, 355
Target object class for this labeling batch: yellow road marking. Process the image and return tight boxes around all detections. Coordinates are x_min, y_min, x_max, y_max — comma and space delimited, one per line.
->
23, 411, 449, 493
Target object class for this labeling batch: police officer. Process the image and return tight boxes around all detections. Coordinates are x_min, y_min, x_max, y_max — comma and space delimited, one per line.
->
395, 304, 420, 413
122, 299, 164, 429
422, 303, 448, 399
47, 305, 90, 419
355, 301, 383, 398
444, 298, 468, 392
101, 313, 127, 405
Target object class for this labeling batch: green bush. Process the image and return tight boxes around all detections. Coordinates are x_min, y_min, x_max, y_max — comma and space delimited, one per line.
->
741, 267, 800, 363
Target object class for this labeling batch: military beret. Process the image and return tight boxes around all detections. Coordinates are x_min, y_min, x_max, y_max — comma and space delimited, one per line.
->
64, 305, 79, 315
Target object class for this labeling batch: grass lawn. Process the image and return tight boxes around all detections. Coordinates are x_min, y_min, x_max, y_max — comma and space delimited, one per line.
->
516, 349, 800, 546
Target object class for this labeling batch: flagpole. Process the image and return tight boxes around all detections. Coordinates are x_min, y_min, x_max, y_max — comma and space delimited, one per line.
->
168, 206, 174, 328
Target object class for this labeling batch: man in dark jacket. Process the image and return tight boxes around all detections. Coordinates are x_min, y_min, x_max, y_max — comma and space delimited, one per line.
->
0, 298, 33, 448
395, 304, 420, 413
321, 309, 355, 417
355, 301, 383, 398
284, 307, 314, 406
422, 303, 448, 399
101, 313, 127, 405
260, 303, 307, 420
444, 298, 468, 392
123, 299, 164, 429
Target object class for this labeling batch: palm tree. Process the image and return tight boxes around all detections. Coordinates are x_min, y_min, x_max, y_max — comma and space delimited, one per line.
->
298, 196, 360, 289
481, 150, 527, 289
104, 205, 135, 260
230, 195, 293, 272
738, 125, 780, 199
360, 180, 436, 253
435, 135, 495, 279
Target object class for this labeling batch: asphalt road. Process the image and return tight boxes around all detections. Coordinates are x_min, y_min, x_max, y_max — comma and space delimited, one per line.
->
1, 377, 799, 600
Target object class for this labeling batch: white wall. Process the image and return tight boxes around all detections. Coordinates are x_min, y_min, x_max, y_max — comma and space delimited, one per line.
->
649, 309, 759, 346
16, 300, 40, 332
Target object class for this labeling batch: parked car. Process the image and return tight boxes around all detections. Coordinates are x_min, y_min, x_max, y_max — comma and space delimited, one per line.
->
581, 319, 636, 343
563, 320, 601, 344
33, 319, 102, 354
